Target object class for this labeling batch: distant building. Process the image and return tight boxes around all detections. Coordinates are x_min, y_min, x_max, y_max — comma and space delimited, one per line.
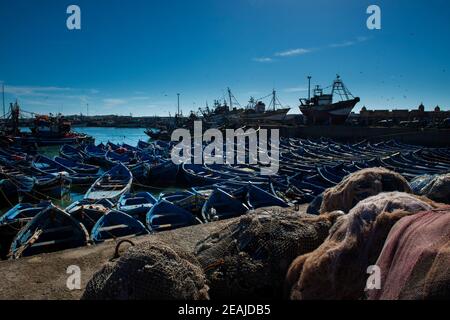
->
357, 104, 450, 126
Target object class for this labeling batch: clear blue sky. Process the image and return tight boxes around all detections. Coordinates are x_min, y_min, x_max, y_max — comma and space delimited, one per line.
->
0, 0, 449, 116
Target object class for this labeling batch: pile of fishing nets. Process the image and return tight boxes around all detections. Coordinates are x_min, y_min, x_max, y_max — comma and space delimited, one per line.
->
320, 167, 411, 214
410, 173, 450, 204
368, 208, 450, 300
195, 207, 343, 299
286, 192, 439, 300
82, 240, 209, 300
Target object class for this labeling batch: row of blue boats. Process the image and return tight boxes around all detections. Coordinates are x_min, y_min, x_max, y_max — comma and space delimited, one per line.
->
1, 137, 449, 259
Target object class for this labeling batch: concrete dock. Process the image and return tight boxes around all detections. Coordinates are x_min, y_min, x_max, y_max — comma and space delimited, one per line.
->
0, 219, 232, 300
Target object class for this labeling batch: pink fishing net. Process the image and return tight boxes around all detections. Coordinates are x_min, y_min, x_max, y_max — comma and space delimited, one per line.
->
368, 208, 450, 300
286, 192, 437, 300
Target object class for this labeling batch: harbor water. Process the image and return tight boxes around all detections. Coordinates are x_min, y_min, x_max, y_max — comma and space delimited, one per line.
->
21, 127, 170, 211
73, 127, 150, 146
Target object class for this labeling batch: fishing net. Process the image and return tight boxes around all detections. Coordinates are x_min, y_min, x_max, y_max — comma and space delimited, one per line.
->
320, 167, 412, 214
82, 240, 209, 300
287, 192, 439, 300
368, 208, 450, 300
195, 207, 343, 299
413, 173, 450, 204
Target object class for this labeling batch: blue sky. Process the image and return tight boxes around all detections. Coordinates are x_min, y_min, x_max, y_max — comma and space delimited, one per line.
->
0, 0, 449, 116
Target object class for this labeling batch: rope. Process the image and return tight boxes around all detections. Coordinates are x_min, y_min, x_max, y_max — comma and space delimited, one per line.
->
112, 239, 135, 260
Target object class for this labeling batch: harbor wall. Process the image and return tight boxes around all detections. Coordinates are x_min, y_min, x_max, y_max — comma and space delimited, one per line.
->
275, 125, 450, 147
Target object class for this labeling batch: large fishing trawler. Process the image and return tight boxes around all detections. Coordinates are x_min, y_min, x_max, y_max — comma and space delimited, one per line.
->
200, 88, 290, 127
2, 102, 93, 146
242, 90, 290, 122
299, 75, 360, 125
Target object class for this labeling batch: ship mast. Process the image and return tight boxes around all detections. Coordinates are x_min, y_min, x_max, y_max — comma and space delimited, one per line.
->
307, 76, 311, 101
10, 101, 20, 135
271, 89, 276, 111
227, 87, 233, 110
331, 75, 354, 101
2, 83, 5, 119
225, 88, 241, 110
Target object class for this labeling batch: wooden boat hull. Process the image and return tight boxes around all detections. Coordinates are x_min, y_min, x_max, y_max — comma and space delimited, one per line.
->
84, 163, 133, 202
144, 161, 179, 186
9, 205, 89, 259
0, 202, 51, 259
202, 188, 248, 222
117, 192, 157, 223
66, 199, 113, 233
91, 210, 148, 243
146, 200, 197, 232
300, 98, 360, 125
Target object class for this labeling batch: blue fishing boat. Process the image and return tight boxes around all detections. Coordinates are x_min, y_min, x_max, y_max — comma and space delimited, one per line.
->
159, 190, 195, 203
68, 172, 101, 188
60, 145, 87, 162
0, 202, 51, 258
91, 210, 149, 243
66, 199, 114, 232
1, 160, 36, 202
144, 160, 179, 186
146, 199, 197, 232
137, 140, 152, 150
5, 164, 70, 201
105, 149, 140, 167
410, 174, 436, 194
9, 205, 89, 259
192, 185, 217, 198
306, 193, 324, 215
181, 163, 231, 186
27, 169, 71, 200
169, 191, 206, 215
32, 155, 75, 175
54, 156, 99, 174
106, 141, 120, 150
246, 184, 289, 209
0, 179, 19, 208
84, 163, 133, 202
0, 148, 29, 166
84, 144, 108, 166
128, 161, 149, 184
122, 143, 141, 152
117, 192, 157, 223
202, 188, 249, 222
